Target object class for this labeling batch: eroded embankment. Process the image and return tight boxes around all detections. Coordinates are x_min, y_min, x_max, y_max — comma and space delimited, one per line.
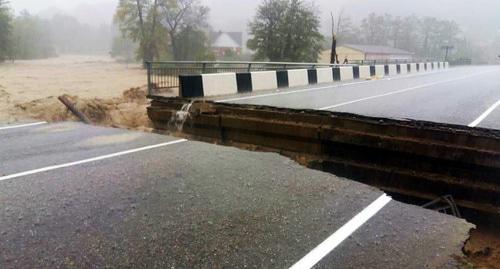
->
11, 87, 153, 131
147, 96, 500, 215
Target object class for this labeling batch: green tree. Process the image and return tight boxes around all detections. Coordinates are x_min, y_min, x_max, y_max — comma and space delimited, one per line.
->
247, 0, 324, 62
0, 0, 12, 61
159, 0, 210, 60
114, 0, 211, 61
47, 14, 111, 54
173, 26, 214, 60
115, 0, 161, 62
110, 34, 138, 62
11, 11, 56, 60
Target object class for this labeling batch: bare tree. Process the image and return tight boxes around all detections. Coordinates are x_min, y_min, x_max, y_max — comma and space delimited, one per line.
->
330, 12, 337, 64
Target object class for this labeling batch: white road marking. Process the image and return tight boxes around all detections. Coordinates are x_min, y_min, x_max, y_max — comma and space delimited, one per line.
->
216, 70, 450, 103
0, 121, 47, 131
289, 194, 392, 269
320, 71, 494, 110
0, 139, 188, 182
468, 99, 500, 127
217, 84, 338, 103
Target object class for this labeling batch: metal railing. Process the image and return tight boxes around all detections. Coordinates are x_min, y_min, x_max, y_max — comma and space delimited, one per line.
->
146, 59, 434, 95
146, 61, 343, 95
349, 59, 413, 65
449, 58, 472, 66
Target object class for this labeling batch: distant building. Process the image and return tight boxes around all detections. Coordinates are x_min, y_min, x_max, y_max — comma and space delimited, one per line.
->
211, 31, 244, 57
321, 44, 414, 63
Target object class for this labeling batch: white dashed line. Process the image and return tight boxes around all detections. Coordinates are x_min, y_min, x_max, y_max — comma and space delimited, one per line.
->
289, 194, 392, 269
468, 99, 500, 127
0, 122, 48, 131
0, 139, 188, 182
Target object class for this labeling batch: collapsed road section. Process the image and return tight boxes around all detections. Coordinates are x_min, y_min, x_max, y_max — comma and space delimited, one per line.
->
148, 96, 500, 215
0, 122, 473, 268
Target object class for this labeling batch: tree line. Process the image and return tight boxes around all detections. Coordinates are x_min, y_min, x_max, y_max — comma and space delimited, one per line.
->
0, 1, 111, 62
114, 0, 214, 62
114, 0, 325, 63
0, 0, 12, 61
248, 0, 470, 63
1, 0, 476, 64
333, 12, 468, 60
242, 0, 470, 63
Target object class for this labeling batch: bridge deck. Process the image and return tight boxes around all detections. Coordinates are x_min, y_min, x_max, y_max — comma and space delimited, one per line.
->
214, 66, 500, 130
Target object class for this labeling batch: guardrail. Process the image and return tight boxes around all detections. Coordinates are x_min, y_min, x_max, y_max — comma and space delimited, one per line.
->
349, 59, 413, 65
146, 59, 433, 95
449, 58, 472, 66
146, 61, 346, 95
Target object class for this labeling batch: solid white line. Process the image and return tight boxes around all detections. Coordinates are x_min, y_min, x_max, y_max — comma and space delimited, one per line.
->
468, 99, 500, 127
0, 121, 47, 131
0, 139, 188, 182
216, 70, 450, 103
289, 194, 392, 269
320, 70, 494, 110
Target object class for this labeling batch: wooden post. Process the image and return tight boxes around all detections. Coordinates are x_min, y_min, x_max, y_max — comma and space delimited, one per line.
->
58, 96, 92, 124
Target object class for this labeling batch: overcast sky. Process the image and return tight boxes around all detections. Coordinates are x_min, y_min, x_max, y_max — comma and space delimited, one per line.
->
9, 0, 500, 37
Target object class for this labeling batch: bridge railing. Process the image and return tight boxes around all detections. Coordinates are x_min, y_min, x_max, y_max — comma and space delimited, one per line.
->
349, 59, 413, 65
146, 59, 428, 95
146, 61, 344, 95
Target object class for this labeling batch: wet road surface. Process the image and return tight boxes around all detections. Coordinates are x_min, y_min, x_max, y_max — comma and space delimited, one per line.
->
0, 122, 472, 268
215, 66, 500, 130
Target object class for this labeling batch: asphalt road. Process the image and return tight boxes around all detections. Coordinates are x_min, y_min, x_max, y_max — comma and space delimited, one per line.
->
216, 66, 500, 130
0, 122, 472, 268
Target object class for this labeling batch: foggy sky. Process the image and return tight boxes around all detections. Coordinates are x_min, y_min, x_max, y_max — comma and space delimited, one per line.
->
10, 0, 500, 37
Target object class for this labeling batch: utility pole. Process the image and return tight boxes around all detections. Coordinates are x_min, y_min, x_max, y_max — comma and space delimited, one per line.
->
441, 45, 454, 61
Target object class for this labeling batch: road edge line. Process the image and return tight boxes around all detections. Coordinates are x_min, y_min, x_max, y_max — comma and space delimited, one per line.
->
0, 122, 48, 131
289, 194, 392, 269
0, 139, 188, 182
468, 99, 500, 127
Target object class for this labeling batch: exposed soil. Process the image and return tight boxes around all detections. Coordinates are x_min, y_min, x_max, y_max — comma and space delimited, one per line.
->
464, 218, 500, 269
14, 87, 154, 131
0, 55, 177, 131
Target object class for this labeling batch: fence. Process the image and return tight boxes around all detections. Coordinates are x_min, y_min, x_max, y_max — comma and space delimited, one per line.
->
449, 58, 472, 66
146, 61, 343, 95
146, 59, 431, 95
349, 59, 413, 65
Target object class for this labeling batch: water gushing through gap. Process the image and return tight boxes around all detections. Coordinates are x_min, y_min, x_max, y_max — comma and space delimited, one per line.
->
169, 101, 194, 132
